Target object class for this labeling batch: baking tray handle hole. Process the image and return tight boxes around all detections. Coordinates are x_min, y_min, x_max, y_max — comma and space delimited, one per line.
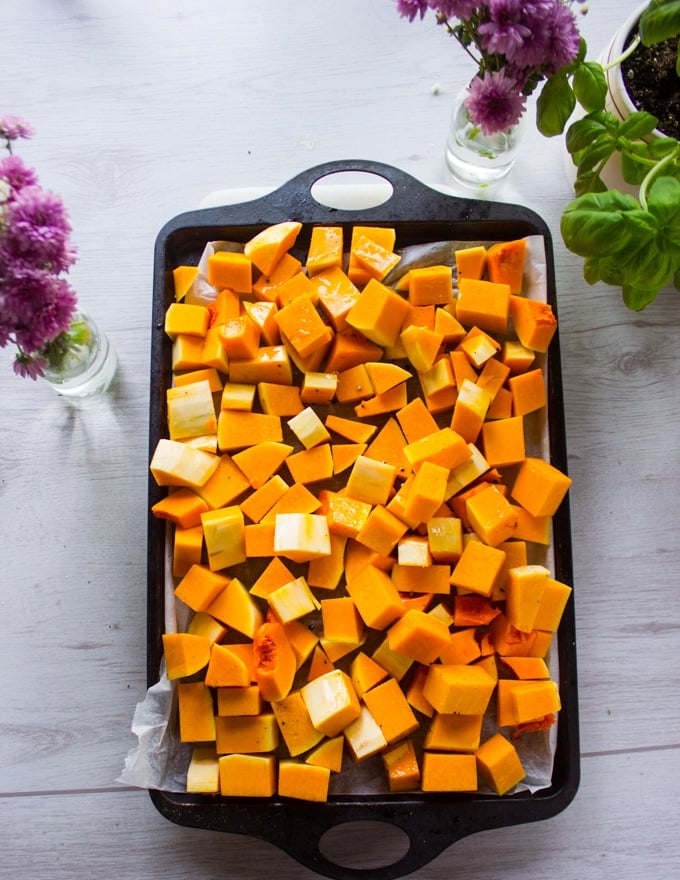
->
310, 171, 394, 211
318, 819, 410, 873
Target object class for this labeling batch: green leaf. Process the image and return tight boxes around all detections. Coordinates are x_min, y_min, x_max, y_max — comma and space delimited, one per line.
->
560, 191, 642, 256
621, 209, 658, 241
646, 176, 680, 226
573, 170, 609, 197
575, 139, 617, 174
572, 62, 608, 112
565, 116, 611, 155
621, 151, 654, 186
618, 111, 660, 139
622, 284, 660, 310
537, 75, 575, 136
639, 0, 680, 46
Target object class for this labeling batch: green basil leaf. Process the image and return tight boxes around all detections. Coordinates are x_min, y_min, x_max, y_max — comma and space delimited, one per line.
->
623, 284, 659, 310
618, 111, 660, 139
537, 75, 575, 136
573, 171, 609, 196
648, 137, 679, 159
572, 61, 608, 112
621, 209, 658, 241
647, 176, 680, 225
621, 151, 653, 185
575, 139, 617, 174
561, 191, 642, 256
565, 117, 611, 155
639, 0, 680, 46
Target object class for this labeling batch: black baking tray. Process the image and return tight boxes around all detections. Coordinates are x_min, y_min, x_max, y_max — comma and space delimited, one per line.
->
147, 160, 579, 879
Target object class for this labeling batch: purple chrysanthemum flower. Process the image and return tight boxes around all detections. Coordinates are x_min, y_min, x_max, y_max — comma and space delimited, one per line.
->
0, 115, 33, 143
396, 0, 429, 21
3, 185, 77, 273
4, 267, 77, 354
478, 0, 531, 57
0, 155, 38, 193
465, 69, 526, 135
500, 0, 581, 71
429, 1, 480, 19
13, 351, 48, 380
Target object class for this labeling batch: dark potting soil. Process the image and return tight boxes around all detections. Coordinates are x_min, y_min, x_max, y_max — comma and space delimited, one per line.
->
622, 36, 680, 139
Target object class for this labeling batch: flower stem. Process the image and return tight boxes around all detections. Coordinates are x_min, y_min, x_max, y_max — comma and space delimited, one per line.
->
603, 34, 640, 71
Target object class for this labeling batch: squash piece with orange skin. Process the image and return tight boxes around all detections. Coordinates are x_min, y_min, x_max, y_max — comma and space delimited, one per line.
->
162, 632, 212, 680
509, 295, 557, 352
252, 620, 298, 702
243, 221, 302, 277
486, 238, 526, 293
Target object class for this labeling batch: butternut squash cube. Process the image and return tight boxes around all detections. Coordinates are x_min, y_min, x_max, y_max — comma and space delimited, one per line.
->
348, 226, 396, 286
450, 540, 506, 598
532, 577, 573, 631
287, 406, 331, 449
400, 324, 444, 373
511, 456, 572, 517
510, 679, 561, 723
231, 440, 293, 489
194, 454, 251, 511
362, 676, 419, 744
167, 379, 217, 441
151, 488, 209, 529
421, 752, 478, 791
476, 733, 525, 795
164, 302, 210, 339
172, 524, 204, 577
352, 233, 401, 281
381, 739, 421, 792
439, 627, 482, 665
177, 682, 216, 743
396, 535, 432, 567
274, 513, 331, 563
216, 685, 263, 717
207, 250, 253, 295
215, 713, 279, 754
301, 669, 361, 737
162, 632, 211, 680
307, 531, 348, 591
218, 754, 276, 796
423, 664, 496, 715
506, 564, 550, 633
321, 596, 364, 645
451, 378, 492, 443
500, 656, 550, 680
274, 293, 334, 360
186, 746, 220, 793
424, 711, 483, 752
271, 691, 325, 757
455, 245, 487, 281
345, 455, 397, 506
150, 438, 219, 488
204, 643, 251, 688
396, 396, 439, 443
301, 371, 338, 405
206, 576, 264, 638
408, 264, 453, 306
218, 315, 260, 360
343, 705, 388, 761
346, 278, 411, 348
355, 505, 409, 558
387, 608, 451, 665
480, 416, 526, 468
217, 410, 283, 452
346, 562, 405, 631
456, 277, 511, 335
243, 299, 281, 345
278, 760, 331, 802
253, 252, 303, 302
188, 611, 228, 644
243, 220, 302, 277
269, 575, 320, 623
220, 382, 256, 412
466, 484, 519, 547
403, 460, 449, 525
427, 516, 464, 563
306, 226, 343, 276
349, 650, 389, 697
509, 295, 557, 352
240, 475, 289, 524
175, 564, 231, 612
391, 562, 451, 596
306, 736, 345, 773
507, 367, 547, 416
201, 505, 246, 571
173, 265, 199, 302
285, 444, 334, 484
228, 345, 294, 385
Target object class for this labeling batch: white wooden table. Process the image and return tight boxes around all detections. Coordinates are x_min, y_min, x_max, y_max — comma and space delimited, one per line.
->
1, 1, 679, 877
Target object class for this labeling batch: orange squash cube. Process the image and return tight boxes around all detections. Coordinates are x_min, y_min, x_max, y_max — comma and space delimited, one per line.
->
456, 277, 511, 335
177, 682, 216, 743
306, 226, 343, 276
362, 677, 419, 744
346, 278, 411, 348
386, 608, 451, 665
508, 367, 546, 416
346, 563, 404, 630
476, 733, 525, 794
424, 711, 483, 752
421, 752, 478, 791
509, 295, 557, 352
207, 250, 252, 294
511, 456, 572, 517
450, 539, 506, 597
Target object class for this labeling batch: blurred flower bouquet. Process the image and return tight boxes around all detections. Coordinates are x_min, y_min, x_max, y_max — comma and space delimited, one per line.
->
395, 0, 584, 136
0, 115, 79, 379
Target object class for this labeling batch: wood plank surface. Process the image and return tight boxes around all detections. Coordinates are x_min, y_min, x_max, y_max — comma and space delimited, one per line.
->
1, 0, 679, 876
